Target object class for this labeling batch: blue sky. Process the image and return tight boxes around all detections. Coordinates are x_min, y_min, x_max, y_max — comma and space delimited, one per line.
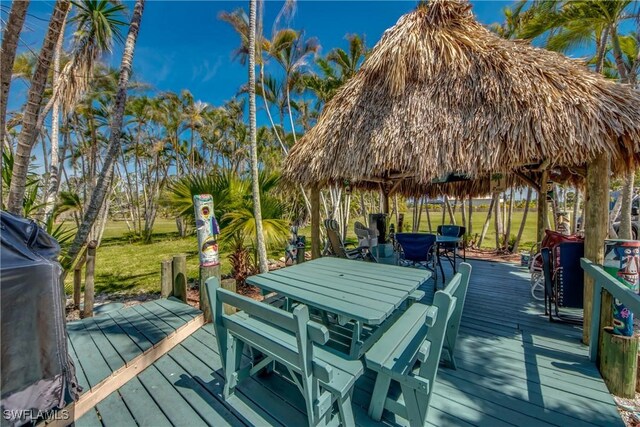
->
9, 1, 523, 110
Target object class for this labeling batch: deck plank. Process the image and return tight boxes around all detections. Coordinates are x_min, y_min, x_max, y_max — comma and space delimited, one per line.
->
95, 392, 136, 427
136, 365, 209, 427
118, 377, 173, 426
152, 354, 242, 426
67, 321, 113, 388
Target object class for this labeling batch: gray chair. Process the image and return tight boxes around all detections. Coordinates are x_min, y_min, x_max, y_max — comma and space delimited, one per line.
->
354, 221, 378, 262
324, 219, 363, 260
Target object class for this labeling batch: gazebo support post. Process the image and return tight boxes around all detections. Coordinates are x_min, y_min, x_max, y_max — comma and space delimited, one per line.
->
536, 170, 549, 248
583, 152, 611, 347
311, 186, 321, 259
380, 187, 390, 215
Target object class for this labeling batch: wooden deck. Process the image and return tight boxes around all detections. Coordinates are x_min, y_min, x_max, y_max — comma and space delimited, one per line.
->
66, 259, 623, 426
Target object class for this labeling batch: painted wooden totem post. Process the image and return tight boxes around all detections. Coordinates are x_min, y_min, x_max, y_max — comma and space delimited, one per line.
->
605, 240, 640, 336
194, 194, 221, 322
600, 239, 640, 397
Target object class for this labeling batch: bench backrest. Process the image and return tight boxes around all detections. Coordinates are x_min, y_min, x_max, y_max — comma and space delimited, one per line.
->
204, 278, 331, 381
440, 262, 471, 364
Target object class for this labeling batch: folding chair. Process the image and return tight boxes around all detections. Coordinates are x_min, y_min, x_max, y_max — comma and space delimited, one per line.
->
395, 233, 440, 290
436, 224, 466, 262
323, 219, 364, 260
354, 221, 379, 262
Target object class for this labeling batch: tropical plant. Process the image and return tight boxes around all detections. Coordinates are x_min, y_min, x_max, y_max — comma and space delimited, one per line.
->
65, 0, 146, 270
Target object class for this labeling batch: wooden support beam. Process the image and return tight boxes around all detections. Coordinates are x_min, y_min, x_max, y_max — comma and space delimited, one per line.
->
82, 241, 97, 318
172, 254, 187, 303
514, 170, 540, 192
381, 188, 390, 215
311, 187, 320, 259
536, 171, 549, 247
73, 269, 82, 308
583, 153, 610, 346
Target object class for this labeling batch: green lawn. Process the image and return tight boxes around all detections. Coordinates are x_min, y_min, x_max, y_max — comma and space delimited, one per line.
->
72, 208, 539, 296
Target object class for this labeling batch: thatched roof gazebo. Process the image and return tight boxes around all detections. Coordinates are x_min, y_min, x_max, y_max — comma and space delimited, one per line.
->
284, 0, 640, 192
283, 0, 640, 346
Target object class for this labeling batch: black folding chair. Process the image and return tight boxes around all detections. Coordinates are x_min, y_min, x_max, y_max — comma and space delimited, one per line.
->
437, 225, 466, 262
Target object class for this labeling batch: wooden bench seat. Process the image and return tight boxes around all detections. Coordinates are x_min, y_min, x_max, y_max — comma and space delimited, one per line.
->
365, 263, 472, 427
205, 278, 362, 427
232, 312, 364, 398
365, 302, 437, 379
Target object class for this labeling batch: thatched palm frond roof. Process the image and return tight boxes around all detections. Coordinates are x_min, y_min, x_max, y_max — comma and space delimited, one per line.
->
283, 0, 640, 191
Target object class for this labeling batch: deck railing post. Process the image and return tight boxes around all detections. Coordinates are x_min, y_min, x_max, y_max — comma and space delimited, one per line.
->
172, 254, 188, 303
73, 267, 82, 307
83, 241, 98, 318
589, 279, 603, 362
161, 259, 172, 298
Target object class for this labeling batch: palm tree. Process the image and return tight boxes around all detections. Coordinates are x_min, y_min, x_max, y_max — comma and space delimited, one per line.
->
327, 34, 367, 81
7, 0, 70, 215
65, 0, 146, 270
264, 29, 319, 146
0, 0, 30, 176
180, 91, 209, 173
43, 6, 70, 223
43, 0, 127, 222
518, 0, 637, 238
248, 0, 269, 274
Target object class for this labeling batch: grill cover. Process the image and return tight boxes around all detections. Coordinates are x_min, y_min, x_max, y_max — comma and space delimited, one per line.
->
1, 211, 79, 425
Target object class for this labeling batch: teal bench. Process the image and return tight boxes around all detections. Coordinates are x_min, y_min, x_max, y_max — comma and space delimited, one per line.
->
205, 278, 364, 427
364, 262, 471, 427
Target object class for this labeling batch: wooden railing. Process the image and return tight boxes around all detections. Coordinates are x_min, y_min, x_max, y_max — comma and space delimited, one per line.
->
581, 258, 640, 362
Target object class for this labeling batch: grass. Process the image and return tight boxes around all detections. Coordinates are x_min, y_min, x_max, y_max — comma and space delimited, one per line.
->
65, 218, 284, 296
69, 208, 540, 296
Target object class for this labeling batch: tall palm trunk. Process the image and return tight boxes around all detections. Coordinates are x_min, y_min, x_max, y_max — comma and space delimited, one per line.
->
467, 196, 473, 236
64, 0, 145, 270
0, 0, 30, 182
512, 187, 532, 254
444, 195, 455, 224
572, 188, 580, 234
43, 9, 69, 223
249, 0, 268, 274
494, 193, 504, 249
7, 0, 70, 215
425, 198, 432, 233
505, 189, 514, 248
619, 169, 635, 239
477, 193, 497, 248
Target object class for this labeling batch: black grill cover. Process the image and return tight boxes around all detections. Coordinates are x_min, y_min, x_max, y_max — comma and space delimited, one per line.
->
1, 211, 79, 425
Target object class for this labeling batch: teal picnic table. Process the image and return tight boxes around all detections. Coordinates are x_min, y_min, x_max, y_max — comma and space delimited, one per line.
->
246, 257, 432, 358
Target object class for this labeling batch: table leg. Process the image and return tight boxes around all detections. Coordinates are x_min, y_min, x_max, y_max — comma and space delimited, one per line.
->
453, 246, 458, 274
437, 247, 446, 285
349, 321, 364, 358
